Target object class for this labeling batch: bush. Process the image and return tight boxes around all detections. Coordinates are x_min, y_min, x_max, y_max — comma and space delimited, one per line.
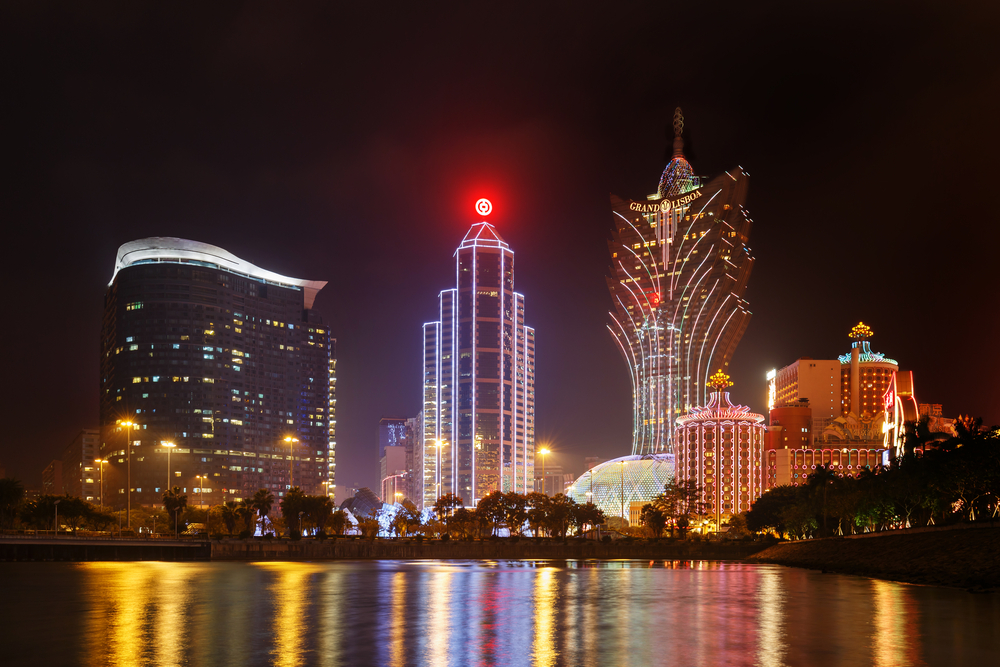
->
238, 529, 252, 540
263, 532, 274, 540
211, 533, 225, 541
414, 534, 424, 544
289, 529, 302, 541
315, 530, 327, 541
601, 535, 611, 543
440, 533, 450, 542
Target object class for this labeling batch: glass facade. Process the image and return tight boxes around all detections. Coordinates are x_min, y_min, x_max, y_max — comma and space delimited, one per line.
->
423, 222, 535, 507
99, 238, 335, 507
567, 454, 675, 521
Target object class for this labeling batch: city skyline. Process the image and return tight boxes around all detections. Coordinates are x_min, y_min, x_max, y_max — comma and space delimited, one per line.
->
2, 3, 998, 493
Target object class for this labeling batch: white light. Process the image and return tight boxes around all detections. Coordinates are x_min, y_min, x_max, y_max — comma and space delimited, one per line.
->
475, 198, 493, 217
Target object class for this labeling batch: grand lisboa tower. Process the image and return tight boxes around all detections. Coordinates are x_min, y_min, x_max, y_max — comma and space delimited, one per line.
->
570, 109, 755, 521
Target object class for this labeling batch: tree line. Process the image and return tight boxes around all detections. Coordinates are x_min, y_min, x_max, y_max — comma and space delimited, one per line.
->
745, 417, 1000, 539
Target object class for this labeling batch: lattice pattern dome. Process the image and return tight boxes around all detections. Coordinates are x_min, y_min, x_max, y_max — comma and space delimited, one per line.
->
567, 454, 675, 521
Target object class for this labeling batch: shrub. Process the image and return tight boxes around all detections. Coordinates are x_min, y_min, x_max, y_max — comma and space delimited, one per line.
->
440, 533, 450, 542
238, 529, 252, 540
315, 530, 328, 541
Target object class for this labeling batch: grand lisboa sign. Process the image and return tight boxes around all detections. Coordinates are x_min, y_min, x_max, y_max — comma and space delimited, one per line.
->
627, 188, 704, 214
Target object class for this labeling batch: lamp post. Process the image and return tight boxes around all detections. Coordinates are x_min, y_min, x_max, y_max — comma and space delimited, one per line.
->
118, 420, 136, 527
620, 461, 626, 521
162, 441, 176, 492
538, 448, 551, 495
284, 436, 299, 488
54, 499, 61, 535
95, 459, 107, 510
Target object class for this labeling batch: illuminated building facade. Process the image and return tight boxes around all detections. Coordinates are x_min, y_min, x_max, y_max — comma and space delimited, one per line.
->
766, 358, 841, 438
675, 370, 765, 527
764, 446, 888, 489
422, 201, 535, 507
567, 454, 675, 521
608, 108, 754, 457
62, 428, 100, 501
100, 237, 335, 508
839, 323, 898, 420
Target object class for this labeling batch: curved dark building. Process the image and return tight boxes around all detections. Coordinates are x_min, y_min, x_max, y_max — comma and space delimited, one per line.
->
608, 109, 754, 456
100, 238, 335, 512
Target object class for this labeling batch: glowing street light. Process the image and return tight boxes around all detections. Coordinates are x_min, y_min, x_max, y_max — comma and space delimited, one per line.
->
539, 447, 551, 496
162, 441, 176, 492
284, 436, 299, 488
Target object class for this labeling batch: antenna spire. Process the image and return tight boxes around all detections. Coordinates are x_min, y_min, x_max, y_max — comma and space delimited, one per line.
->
672, 107, 685, 158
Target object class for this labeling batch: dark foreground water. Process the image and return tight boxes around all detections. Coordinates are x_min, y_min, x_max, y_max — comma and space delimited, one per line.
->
2, 560, 998, 666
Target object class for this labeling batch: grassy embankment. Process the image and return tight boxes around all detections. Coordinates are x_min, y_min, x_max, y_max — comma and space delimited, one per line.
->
746, 524, 1000, 590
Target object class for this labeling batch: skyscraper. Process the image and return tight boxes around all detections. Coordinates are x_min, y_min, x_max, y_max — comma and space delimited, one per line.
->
422, 200, 535, 508
608, 108, 754, 457
100, 238, 335, 510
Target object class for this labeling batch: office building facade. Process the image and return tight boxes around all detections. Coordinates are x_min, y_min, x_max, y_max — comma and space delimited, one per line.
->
422, 203, 535, 507
62, 428, 100, 501
100, 237, 335, 509
608, 108, 754, 457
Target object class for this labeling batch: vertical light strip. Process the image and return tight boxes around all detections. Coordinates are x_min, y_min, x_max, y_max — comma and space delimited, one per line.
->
470, 244, 477, 504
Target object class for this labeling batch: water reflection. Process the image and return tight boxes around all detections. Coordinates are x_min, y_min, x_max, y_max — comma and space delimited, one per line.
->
2, 560, 996, 666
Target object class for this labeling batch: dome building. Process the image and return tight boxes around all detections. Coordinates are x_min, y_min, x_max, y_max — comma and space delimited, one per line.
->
567, 453, 674, 521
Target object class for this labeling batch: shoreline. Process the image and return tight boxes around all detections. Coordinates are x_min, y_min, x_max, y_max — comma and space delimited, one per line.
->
746, 524, 1000, 591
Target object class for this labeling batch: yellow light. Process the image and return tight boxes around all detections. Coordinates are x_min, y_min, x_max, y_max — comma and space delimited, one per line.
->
539, 448, 550, 456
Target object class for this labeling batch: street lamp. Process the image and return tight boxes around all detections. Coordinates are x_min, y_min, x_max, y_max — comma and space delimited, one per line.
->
284, 436, 299, 488
118, 419, 137, 527
95, 459, 107, 510
196, 475, 206, 509
620, 460, 626, 521
162, 442, 176, 492
434, 440, 449, 500
538, 448, 551, 495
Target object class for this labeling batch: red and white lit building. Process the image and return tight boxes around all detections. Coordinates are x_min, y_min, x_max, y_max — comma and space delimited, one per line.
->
675, 370, 765, 528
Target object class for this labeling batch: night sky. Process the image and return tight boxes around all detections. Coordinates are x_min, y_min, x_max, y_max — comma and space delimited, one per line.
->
3, 2, 998, 491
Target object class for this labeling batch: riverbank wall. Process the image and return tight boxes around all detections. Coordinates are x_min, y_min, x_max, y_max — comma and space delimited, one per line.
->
747, 524, 1000, 590
0, 536, 210, 562
210, 537, 769, 561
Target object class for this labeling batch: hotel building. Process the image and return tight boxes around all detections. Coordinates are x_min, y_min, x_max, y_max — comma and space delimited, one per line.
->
675, 370, 765, 527
422, 201, 535, 507
100, 238, 335, 509
608, 108, 754, 457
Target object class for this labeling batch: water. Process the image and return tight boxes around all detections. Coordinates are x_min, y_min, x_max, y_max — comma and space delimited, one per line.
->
2, 560, 998, 666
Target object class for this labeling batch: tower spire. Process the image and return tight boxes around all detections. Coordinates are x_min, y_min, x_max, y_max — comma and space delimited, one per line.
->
672, 107, 685, 158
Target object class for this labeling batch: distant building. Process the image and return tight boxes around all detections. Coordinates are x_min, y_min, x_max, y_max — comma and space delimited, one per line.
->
533, 462, 575, 496
62, 429, 100, 501
378, 417, 409, 503
41, 460, 62, 495
766, 358, 840, 439
675, 370, 765, 529
340, 487, 381, 518
421, 201, 535, 508
403, 414, 424, 508
99, 237, 335, 509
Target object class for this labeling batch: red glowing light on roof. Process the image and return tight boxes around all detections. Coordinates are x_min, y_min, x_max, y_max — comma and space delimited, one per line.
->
475, 198, 493, 217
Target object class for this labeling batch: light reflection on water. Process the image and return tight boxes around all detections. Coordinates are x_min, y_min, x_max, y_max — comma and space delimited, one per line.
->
3, 559, 998, 666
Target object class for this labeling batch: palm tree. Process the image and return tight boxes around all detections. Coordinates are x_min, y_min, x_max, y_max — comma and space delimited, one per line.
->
807, 466, 838, 537
162, 487, 188, 536
220, 501, 239, 536
251, 488, 275, 535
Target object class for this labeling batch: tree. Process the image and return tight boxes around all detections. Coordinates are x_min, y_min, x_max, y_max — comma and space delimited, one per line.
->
725, 513, 750, 539
545, 494, 575, 539
526, 492, 551, 536
447, 507, 478, 540
0, 477, 25, 530
746, 485, 801, 538
328, 509, 349, 536
433, 493, 464, 520
280, 487, 307, 536
237, 498, 255, 536
162, 487, 188, 535
639, 503, 667, 538
806, 465, 839, 537
475, 492, 506, 537
501, 492, 529, 536
220, 501, 239, 536
571, 502, 605, 536
654, 479, 704, 536
251, 488, 275, 535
